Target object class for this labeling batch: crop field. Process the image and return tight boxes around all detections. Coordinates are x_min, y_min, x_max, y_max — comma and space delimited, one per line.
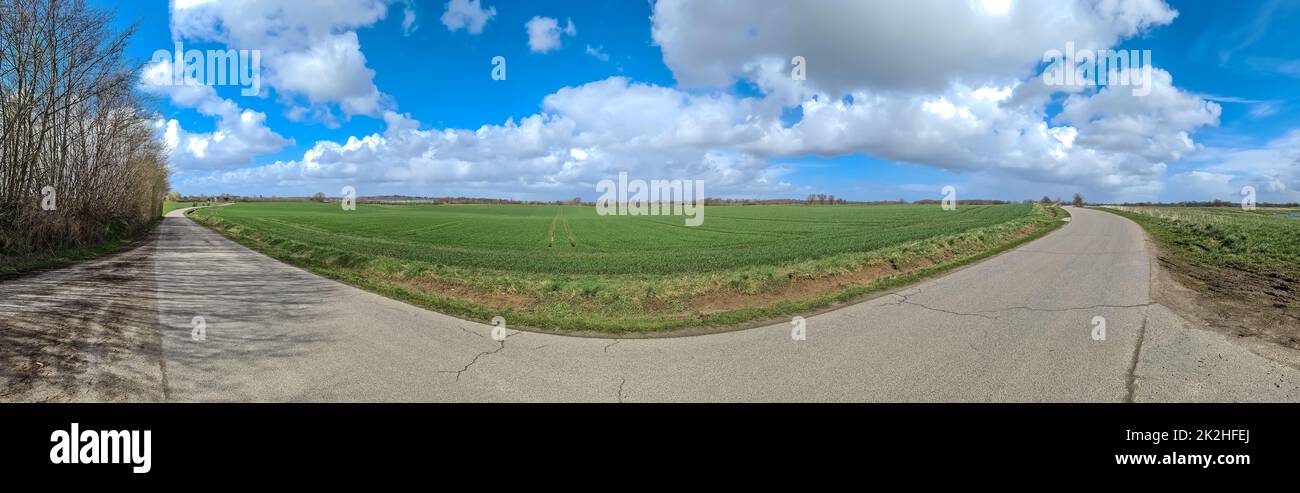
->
190, 202, 1064, 332
1102, 206, 1300, 278
163, 201, 193, 215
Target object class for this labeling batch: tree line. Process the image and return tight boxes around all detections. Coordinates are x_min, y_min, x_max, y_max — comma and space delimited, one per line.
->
0, 0, 168, 257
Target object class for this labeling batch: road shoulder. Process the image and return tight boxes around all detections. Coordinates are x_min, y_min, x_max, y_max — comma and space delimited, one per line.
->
1104, 209, 1300, 401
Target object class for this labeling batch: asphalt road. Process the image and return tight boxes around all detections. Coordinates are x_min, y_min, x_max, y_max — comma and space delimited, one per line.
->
4, 206, 1300, 402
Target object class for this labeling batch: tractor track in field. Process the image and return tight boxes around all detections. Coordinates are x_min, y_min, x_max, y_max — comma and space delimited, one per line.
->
547, 208, 577, 248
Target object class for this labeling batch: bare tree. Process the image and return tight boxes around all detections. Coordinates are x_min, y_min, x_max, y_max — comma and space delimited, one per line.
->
1, 0, 168, 256
1072, 193, 1084, 207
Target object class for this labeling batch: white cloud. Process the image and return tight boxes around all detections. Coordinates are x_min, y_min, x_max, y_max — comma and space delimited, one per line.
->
401, 1, 418, 36
381, 111, 421, 136
651, 0, 1177, 95
176, 77, 792, 197
170, 0, 392, 120
1199, 93, 1282, 120
1165, 170, 1237, 201
175, 63, 1223, 202
440, 0, 496, 34
157, 112, 293, 173
585, 45, 609, 62
140, 58, 292, 171
1175, 130, 1300, 202
732, 69, 1217, 199
272, 32, 385, 118
633, 0, 1226, 200
526, 16, 575, 53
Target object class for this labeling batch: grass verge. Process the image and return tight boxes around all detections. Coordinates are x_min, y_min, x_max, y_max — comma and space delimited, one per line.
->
0, 219, 159, 281
1097, 206, 1299, 348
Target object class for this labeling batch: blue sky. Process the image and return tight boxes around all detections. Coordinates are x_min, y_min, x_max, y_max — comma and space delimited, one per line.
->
104, 0, 1300, 203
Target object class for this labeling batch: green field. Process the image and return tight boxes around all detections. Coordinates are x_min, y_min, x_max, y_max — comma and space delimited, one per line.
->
163, 201, 191, 215
1100, 206, 1300, 278
191, 202, 1065, 332
164, 200, 227, 215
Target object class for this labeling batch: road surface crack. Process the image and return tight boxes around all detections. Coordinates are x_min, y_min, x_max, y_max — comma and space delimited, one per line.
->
439, 342, 506, 381
886, 292, 997, 320
604, 340, 620, 353
159, 354, 171, 402
439, 331, 520, 381
1124, 308, 1150, 403
459, 325, 486, 339
617, 377, 627, 403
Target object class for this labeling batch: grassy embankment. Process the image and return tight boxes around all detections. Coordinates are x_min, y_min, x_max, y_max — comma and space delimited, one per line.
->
1099, 205, 1300, 345
1101, 206, 1300, 281
1, 202, 190, 280
0, 219, 158, 280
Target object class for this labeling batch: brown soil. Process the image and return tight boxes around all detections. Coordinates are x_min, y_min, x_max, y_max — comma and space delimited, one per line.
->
394, 272, 533, 308
691, 257, 935, 314
1144, 236, 1300, 352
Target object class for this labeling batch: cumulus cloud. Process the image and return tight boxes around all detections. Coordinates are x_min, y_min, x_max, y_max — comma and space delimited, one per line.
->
176, 63, 1220, 201
526, 16, 576, 53
651, 0, 1178, 95
636, 0, 1221, 200
1056, 69, 1219, 163
745, 70, 1215, 197
140, 58, 292, 172
1174, 130, 1300, 202
440, 0, 496, 34
170, 0, 392, 120
271, 32, 385, 118
176, 77, 792, 197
